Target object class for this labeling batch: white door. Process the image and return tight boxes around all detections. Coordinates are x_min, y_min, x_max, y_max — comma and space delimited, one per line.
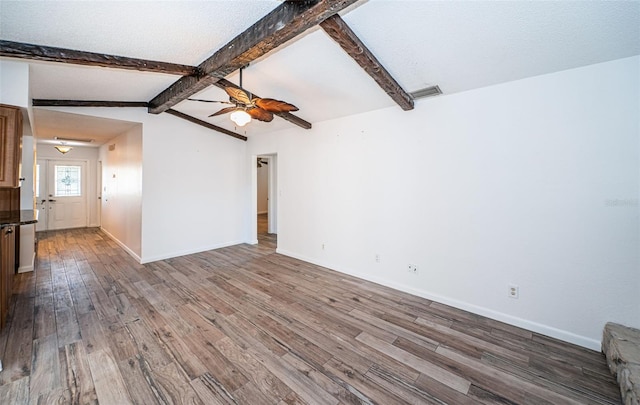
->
37, 160, 88, 230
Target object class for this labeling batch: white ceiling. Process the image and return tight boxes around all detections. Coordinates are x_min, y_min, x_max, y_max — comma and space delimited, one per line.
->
1, 0, 639, 143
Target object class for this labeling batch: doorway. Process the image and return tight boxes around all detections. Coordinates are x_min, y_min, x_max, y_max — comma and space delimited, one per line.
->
255, 154, 277, 246
36, 159, 88, 231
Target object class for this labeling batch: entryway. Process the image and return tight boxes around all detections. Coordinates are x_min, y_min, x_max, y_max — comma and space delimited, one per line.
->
255, 154, 277, 249
36, 159, 88, 231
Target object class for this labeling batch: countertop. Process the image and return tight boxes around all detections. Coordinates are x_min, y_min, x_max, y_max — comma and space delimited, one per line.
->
0, 210, 38, 227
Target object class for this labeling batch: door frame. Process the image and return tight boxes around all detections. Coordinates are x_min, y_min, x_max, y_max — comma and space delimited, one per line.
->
266, 155, 277, 234
251, 153, 278, 244
97, 160, 102, 228
36, 158, 92, 231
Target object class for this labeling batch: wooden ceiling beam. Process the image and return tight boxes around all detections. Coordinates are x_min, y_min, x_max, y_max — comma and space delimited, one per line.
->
32, 99, 149, 108
214, 79, 312, 129
148, 0, 360, 115
319, 14, 414, 111
165, 109, 247, 141
31, 100, 246, 141
0, 40, 198, 76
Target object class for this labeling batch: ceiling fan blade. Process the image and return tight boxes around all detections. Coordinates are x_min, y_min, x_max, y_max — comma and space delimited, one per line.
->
225, 87, 252, 105
208, 106, 237, 117
248, 107, 274, 122
188, 98, 233, 104
257, 158, 268, 168
253, 97, 299, 113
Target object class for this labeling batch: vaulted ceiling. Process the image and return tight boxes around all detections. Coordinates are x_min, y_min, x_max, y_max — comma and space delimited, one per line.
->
1, 0, 639, 143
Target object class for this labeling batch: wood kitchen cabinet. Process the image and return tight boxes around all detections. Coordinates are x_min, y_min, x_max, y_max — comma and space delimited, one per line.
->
0, 225, 15, 328
0, 104, 23, 188
0, 103, 23, 329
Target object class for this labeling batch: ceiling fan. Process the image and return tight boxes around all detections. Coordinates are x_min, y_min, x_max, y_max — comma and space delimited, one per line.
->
188, 67, 298, 127
257, 157, 268, 168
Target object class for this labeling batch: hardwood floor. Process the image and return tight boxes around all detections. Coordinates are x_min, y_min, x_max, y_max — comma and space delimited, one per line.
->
0, 222, 621, 404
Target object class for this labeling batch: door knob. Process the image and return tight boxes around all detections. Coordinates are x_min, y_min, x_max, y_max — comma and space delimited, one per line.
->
48, 199, 56, 202
40, 199, 46, 204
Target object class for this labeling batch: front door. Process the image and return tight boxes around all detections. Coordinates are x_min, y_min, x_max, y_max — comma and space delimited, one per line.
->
36, 160, 88, 231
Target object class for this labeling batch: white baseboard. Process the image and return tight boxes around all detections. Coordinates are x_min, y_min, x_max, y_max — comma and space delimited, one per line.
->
99, 227, 142, 263
18, 252, 35, 273
276, 248, 601, 351
140, 239, 245, 264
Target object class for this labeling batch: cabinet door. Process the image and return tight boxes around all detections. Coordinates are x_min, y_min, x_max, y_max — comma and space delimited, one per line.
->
0, 105, 23, 188
0, 226, 15, 328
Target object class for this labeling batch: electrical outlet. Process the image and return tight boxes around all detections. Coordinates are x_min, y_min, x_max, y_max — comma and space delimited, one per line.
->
408, 264, 419, 275
508, 284, 519, 299
375, 254, 380, 263
322, 243, 325, 250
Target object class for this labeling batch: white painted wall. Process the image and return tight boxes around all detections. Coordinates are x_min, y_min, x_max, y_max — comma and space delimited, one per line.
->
19, 136, 37, 273
140, 112, 246, 262
21, 136, 35, 210
0, 61, 30, 108
98, 126, 143, 260
37, 145, 101, 227
257, 160, 268, 214
246, 56, 640, 350
42, 107, 247, 264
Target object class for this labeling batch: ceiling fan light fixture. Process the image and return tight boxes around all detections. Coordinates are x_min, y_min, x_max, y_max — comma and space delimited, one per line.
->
55, 145, 73, 154
230, 109, 251, 127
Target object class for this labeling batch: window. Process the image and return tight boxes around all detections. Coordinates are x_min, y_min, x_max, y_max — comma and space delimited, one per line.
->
54, 165, 82, 197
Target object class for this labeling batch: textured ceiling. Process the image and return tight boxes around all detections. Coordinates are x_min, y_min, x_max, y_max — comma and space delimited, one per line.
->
1, 0, 639, 143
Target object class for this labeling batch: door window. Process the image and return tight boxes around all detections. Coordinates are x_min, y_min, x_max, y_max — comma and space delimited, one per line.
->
54, 165, 82, 197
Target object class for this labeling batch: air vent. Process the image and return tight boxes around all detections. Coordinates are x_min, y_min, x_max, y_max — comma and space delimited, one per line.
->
54, 136, 95, 143
410, 85, 442, 100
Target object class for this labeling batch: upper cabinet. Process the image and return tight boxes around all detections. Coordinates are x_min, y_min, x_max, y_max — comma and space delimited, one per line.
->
0, 104, 22, 188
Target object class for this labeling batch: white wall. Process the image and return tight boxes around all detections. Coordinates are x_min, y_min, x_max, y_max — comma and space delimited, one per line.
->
140, 112, 246, 262
0, 61, 30, 108
43, 107, 247, 263
257, 160, 268, 214
37, 145, 101, 227
246, 56, 640, 350
21, 136, 35, 210
19, 136, 36, 273
98, 126, 143, 259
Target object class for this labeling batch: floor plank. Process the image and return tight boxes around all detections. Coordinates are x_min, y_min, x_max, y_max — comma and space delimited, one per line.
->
0, 222, 623, 404
28, 333, 60, 401
87, 348, 132, 404
59, 341, 98, 405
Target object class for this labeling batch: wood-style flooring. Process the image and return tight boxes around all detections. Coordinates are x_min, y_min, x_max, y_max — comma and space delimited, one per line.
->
0, 216, 622, 404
